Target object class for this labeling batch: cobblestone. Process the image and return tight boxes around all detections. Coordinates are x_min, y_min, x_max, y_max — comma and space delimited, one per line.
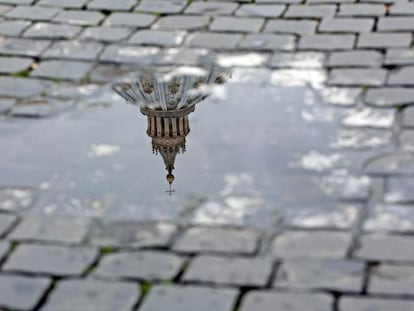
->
0, 56, 33, 73
81, 26, 133, 43
37, 0, 88, 8
154, 16, 210, 30
130, 30, 186, 47
364, 203, 414, 233
0, 20, 31, 36
328, 68, 387, 86
0, 76, 47, 98
0, 275, 50, 310
378, 17, 414, 32
173, 227, 260, 255
389, 66, 414, 86
385, 49, 414, 65
270, 52, 326, 68
275, 259, 364, 292
210, 16, 264, 32
87, 0, 137, 11
3, 244, 98, 276
319, 18, 374, 33
4, 5, 60, 21
401, 130, 414, 150
42, 279, 139, 311
403, 107, 414, 127
239, 33, 295, 51
364, 151, 414, 176
9, 215, 91, 244
43, 41, 103, 61
139, 285, 238, 311
340, 297, 414, 311
338, 4, 386, 16
0, 187, 35, 212
31, 60, 93, 81
327, 50, 383, 67
0, 213, 17, 237
272, 231, 352, 259
299, 34, 355, 50
88, 221, 177, 248
240, 291, 333, 311
386, 178, 414, 203
104, 12, 156, 28
285, 4, 336, 18
357, 33, 413, 48
53, 10, 105, 26
185, 2, 238, 15
355, 234, 414, 262
186, 32, 243, 49
183, 255, 273, 286
0, 241, 9, 260
135, 0, 188, 14
24, 22, 82, 39
94, 251, 184, 281
0, 37, 51, 57
365, 88, 414, 107
264, 19, 317, 35
369, 264, 414, 295
236, 4, 286, 17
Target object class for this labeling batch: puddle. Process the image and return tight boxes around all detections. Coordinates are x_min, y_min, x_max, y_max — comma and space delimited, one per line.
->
0, 64, 394, 229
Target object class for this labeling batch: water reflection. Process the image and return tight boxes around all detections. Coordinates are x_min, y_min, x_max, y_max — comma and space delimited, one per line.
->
112, 66, 231, 194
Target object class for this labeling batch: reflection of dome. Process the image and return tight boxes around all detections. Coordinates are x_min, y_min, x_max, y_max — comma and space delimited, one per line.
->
113, 65, 231, 194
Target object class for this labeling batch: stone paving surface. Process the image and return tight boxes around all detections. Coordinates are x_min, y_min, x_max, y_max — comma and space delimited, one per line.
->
0, 0, 414, 310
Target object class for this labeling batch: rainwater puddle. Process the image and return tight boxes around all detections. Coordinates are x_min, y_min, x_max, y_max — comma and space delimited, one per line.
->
0, 64, 394, 229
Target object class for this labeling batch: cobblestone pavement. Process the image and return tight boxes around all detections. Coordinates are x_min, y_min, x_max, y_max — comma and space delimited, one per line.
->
1, 0, 414, 310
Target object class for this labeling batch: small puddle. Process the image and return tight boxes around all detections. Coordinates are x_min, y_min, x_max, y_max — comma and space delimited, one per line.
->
0, 64, 394, 229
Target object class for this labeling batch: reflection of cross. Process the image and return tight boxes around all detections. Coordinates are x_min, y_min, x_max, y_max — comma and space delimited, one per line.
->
166, 185, 175, 196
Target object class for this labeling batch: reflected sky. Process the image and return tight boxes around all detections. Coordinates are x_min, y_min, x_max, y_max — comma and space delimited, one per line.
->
0, 65, 394, 229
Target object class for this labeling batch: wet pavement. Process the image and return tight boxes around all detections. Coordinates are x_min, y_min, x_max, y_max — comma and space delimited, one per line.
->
0, 0, 414, 310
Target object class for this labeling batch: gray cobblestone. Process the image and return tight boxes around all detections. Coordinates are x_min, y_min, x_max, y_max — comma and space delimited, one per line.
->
24, 22, 82, 39
240, 291, 333, 311
87, 0, 137, 11
355, 234, 414, 261
100, 45, 159, 63
0, 37, 51, 57
37, 0, 88, 8
319, 18, 374, 33
272, 231, 352, 259
135, 0, 188, 14
264, 19, 317, 35
42, 279, 139, 311
388, 66, 414, 86
104, 12, 157, 28
186, 32, 242, 49
385, 48, 414, 65
0, 20, 31, 36
0, 98, 15, 114
130, 30, 186, 47
3, 244, 98, 276
401, 130, 414, 150
338, 4, 386, 16
210, 16, 264, 32
94, 251, 184, 280
386, 178, 414, 203
43, 41, 103, 61
328, 68, 387, 86
185, 2, 238, 15
285, 5, 336, 18
378, 17, 414, 32
88, 221, 177, 248
0, 213, 17, 237
9, 97, 74, 118
236, 4, 286, 17
270, 52, 326, 68
0, 56, 33, 73
364, 151, 414, 175
340, 297, 414, 311
31, 60, 93, 81
365, 88, 414, 107
342, 107, 395, 128
364, 203, 414, 233
0, 275, 50, 310
275, 259, 364, 292
183, 255, 273, 286
4, 5, 60, 21
53, 10, 105, 26
403, 107, 414, 127
154, 16, 210, 30
139, 285, 238, 311
370, 264, 414, 295
0, 241, 9, 260
0, 76, 47, 98
10, 215, 91, 244
327, 50, 383, 67
81, 26, 133, 43
0, 4, 11, 14
0, 0, 34, 3
299, 34, 355, 50
239, 33, 295, 51
358, 33, 413, 48
174, 227, 260, 255
390, 2, 414, 15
